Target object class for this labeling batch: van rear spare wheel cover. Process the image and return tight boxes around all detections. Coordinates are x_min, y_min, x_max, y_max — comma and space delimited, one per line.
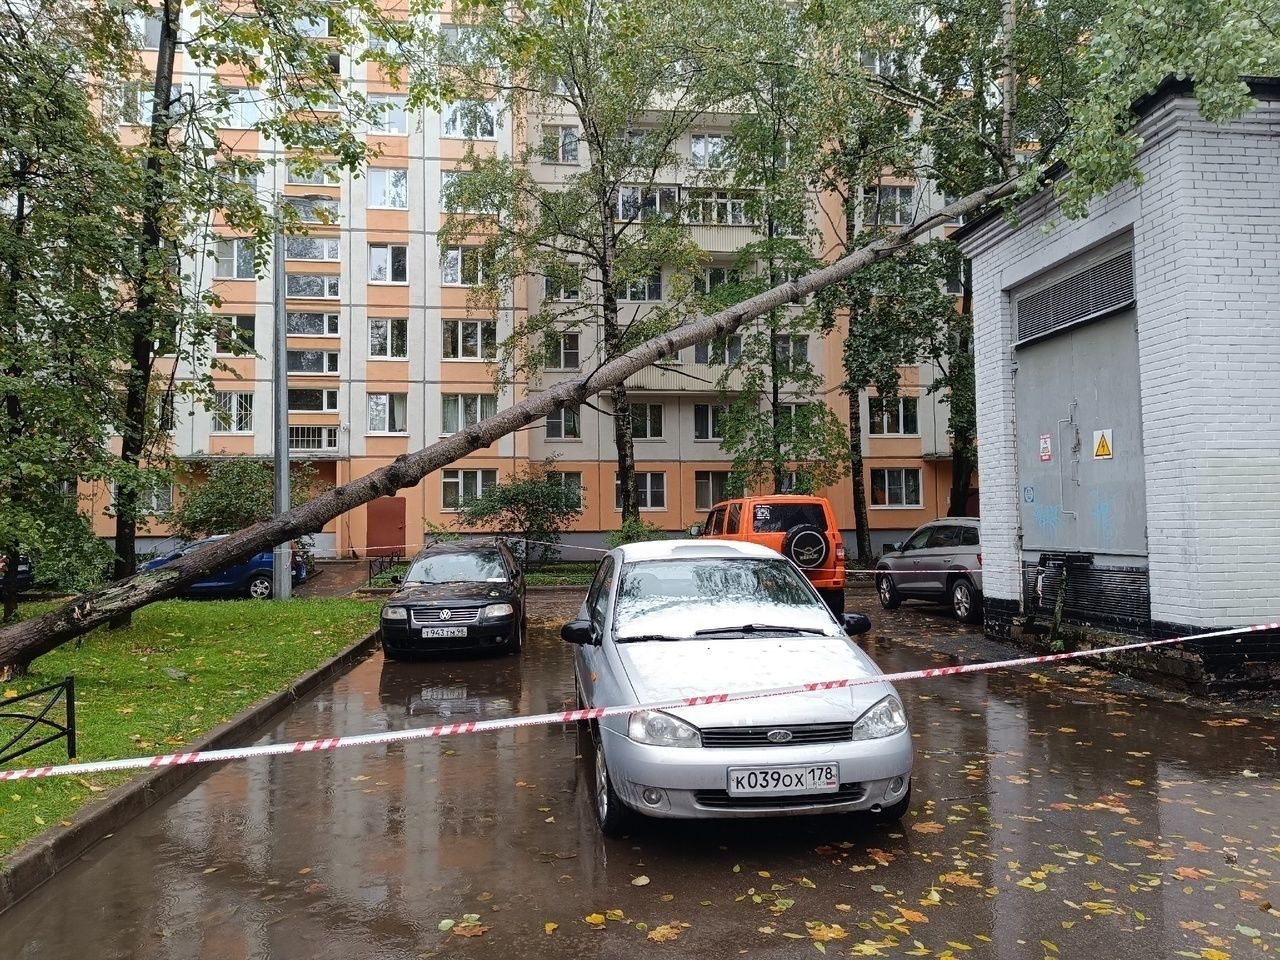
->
783, 524, 829, 568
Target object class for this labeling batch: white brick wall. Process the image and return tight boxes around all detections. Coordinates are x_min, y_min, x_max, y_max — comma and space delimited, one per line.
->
962, 92, 1280, 627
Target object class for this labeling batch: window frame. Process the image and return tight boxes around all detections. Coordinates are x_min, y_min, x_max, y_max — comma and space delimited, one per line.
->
691, 133, 730, 170
286, 349, 340, 375
367, 391, 409, 434
615, 471, 667, 511
214, 314, 256, 355
441, 99, 498, 140
693, 403, 727, 441
441, 246, 490, 286
211, 391, 255, 433
694, 470, 731, 511
214, 238, 255, 280
869, 466, 923, 508
284, 235, 340, 261
868, 396, 920, 436
286, 311, 340, 336
694, 334, 743, 365
544, 124, 580, 164
369, 95, 408, 135
368, 243, 409, 283
441, 392, 498, 434
287, 387, 340, 412
442, 468, 499, 511
367, 167, 409, 209
545, 330, 581, 370
368, 316, 409, 359
630, 402, 664, 441
441, 318, 498, 360
284, 272, 341, 299
545, 404, 582, 440
618, 270, 662, 302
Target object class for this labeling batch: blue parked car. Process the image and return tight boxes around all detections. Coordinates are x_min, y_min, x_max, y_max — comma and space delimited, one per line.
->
143, 535, 307, 599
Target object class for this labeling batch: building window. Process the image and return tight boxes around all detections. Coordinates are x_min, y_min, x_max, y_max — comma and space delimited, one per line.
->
864, 184, 915, 226
288, 388, 339, 412
773, 335, 808, 374
441, 170, 492, 213
869, 396, 919, 435
288, 425, 339, 450
442, 100, 497, 139
285, 273, 340, 298
368, 317, 408, 358
619, 270, 662, 302
220, 88, 260, 129
691, 133, 730, 169
286, 161, 337, 185
698, 266, 739, 294
694, 334, 742, 365
369, 95, 408, 134
544, 274, 581, 301
693, 403, 727, 441
631, 403, 663, 440
442, 318, 498, 360
215, 315, 255, 354
546, 331, 580, 370
547, 471, 583, 508
368, 168, 408, 209
286, 311, 340, 335
617, 185, 678, 221
545, 404, 581, 440
215, 238, 254, 279
616, 472, 666, 510
442, 393, 498, 433
870, 467, 922, 507
777, 402, 815, 436
441, 246, 490, 286
129, 8, 164, 49
544, 125, 579, 163
284, 236, 340, 261
442, 468, 498, 510
695, 470, 731, 511
212, 391, 254, 432
368, 392, 408, 433
109, 482, 174, 516
368, 243, 408, 283
860, 49, 896, 76
284, 196, 339, 224
287, 349, 339, 374
686, 190, 752, 226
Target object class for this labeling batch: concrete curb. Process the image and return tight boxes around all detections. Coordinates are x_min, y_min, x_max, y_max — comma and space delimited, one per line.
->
0, 628, 381, 915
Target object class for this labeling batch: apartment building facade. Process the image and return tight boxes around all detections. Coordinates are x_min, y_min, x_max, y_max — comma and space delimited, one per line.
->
88, 7, 965, 559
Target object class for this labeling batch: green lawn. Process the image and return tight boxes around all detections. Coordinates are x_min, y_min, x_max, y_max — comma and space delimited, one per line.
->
0, 598, 380, 862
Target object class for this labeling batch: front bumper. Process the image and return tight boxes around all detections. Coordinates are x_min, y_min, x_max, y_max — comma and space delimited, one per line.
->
601, 726, 912, 819
380, 616, 515, 655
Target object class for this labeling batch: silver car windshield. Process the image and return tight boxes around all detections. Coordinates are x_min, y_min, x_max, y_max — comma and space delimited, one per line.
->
615, 558, 830, 639
405, 552, 507, 584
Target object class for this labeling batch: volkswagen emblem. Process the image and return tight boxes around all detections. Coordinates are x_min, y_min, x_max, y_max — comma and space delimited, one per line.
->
766, 729, 793, 743
439, 608, 452, 621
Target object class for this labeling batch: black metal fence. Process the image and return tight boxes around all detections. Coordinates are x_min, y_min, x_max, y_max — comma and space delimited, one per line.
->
367, 553, 404, 586
0, 677, 76, 766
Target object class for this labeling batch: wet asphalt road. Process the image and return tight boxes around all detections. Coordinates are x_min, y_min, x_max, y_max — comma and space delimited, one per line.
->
5, 593, 1279, 959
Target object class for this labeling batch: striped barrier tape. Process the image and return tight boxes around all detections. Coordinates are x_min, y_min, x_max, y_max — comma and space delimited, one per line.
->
2, 619, 1275, 782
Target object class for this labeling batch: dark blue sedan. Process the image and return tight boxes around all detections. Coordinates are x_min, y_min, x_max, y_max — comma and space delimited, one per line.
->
143, 536, 308, 599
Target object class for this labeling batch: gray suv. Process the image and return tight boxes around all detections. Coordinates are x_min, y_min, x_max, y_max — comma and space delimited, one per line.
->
875, 518, 982, 623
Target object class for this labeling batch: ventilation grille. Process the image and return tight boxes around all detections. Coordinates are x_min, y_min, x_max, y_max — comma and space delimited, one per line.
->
1016, 251, 1135, 343
1021, 561, 1150, 632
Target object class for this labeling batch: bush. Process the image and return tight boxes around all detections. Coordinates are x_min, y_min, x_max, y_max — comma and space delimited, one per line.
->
606, 517, 668, 548
169, 458, 320, 541
457, 462, 582, 566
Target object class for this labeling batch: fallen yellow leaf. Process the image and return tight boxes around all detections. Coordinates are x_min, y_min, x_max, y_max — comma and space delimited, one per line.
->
897, 907, 929, 924
544, 922, 558, 936
912, 821, 945, 834
647, 921, 690, 943
584, 913, 606, 926
631, 875, 651, 886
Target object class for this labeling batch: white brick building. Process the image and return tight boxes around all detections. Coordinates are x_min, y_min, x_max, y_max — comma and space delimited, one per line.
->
956, 79, 1280, 686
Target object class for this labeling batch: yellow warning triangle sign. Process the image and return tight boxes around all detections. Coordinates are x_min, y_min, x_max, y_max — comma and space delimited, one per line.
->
1094, 432, 1112, 458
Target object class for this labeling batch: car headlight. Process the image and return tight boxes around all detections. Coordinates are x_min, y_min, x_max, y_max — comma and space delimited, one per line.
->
382, 606, 408, 621
628, 710, 701, 747
483, 603, 514, 619
850, 696, 907, 740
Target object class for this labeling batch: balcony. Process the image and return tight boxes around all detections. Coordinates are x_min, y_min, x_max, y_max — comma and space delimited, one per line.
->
687, 223, 763, 253
626, 363, 746, 393
288, 425, 341, 455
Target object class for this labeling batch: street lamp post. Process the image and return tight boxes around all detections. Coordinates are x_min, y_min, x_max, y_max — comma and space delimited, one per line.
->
271, 202, 292, 600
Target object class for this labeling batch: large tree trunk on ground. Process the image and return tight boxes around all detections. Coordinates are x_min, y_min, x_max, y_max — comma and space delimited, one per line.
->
0, 182, 1015, 668
848, 390, 873, 564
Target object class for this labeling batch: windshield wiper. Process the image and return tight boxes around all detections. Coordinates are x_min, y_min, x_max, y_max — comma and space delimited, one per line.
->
617, 634, 687, 643
693, 623, 829, 637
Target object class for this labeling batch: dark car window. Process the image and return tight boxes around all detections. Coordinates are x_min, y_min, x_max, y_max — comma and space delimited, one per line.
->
927, 526, 963, 549
902, 527, 933, 551
706, 508, 726, 536
960, 526, 979, 547
726, 503, 742, 534
752, 502, 826, 533
405, 551, 508, 584
588, 557, 616, 628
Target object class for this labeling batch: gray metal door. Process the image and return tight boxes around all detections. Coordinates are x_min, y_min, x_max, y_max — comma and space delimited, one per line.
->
1015, 309, 1147, 557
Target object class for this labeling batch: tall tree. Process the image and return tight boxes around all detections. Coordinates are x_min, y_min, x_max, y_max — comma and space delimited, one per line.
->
436, 0, 728, 520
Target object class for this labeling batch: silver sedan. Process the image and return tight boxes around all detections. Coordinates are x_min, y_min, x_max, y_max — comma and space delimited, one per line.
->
563, 539, 913, 836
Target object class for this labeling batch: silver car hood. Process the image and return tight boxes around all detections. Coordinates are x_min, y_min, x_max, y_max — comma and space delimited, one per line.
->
615, 636, 894, 727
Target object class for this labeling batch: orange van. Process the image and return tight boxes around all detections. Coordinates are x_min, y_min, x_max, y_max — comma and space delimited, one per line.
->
693, 495, 847, 614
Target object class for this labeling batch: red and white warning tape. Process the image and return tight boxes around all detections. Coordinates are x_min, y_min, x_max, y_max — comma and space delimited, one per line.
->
2, 620, 1275, 782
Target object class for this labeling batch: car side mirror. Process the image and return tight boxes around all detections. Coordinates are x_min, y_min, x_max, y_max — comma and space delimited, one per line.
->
890, 541, 904, 552
390, 574, 402, 585
842, 613, 872, 636
561, 619, 596, 645
688, 523, 703, 537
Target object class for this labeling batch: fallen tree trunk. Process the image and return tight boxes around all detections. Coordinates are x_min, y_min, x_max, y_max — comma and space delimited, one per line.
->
0, 181, 1014, 668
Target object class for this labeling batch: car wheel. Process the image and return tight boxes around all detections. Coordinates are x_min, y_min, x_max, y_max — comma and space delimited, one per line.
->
507, 616, 527, 655
247, 574, 273, 600
380, 632, 405, 661
591, 733, 633, 838
819, 587, 846, 616
872, 783, 912, 823
950, 577, 981, 624
876, 572, 901, 610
